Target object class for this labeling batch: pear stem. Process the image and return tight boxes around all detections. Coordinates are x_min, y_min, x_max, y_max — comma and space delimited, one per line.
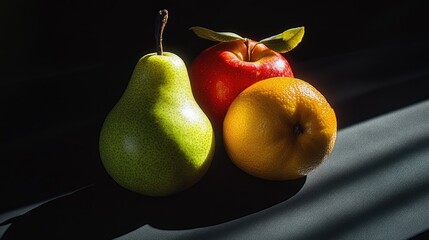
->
155, 9, 168, 55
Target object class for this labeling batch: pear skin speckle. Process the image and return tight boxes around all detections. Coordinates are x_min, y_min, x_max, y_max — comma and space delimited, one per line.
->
99, 52, 215, 197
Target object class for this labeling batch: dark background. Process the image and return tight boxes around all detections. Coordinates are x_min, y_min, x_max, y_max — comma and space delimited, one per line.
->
0, 0, 427, 223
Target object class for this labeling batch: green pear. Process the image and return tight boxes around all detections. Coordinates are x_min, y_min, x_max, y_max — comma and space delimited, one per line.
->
99, 9, 215, 197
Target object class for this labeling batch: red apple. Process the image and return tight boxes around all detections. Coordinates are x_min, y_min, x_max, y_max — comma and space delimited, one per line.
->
189, 38, 295, 129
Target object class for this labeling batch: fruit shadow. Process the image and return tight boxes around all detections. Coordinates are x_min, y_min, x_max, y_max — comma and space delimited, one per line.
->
0, 135, 305, 239
147, 135, 306, 230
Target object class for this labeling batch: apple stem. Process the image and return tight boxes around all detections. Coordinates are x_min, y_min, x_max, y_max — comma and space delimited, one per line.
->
244, 39, 263, 61
250, 42, 262, 57
155, 9, 168, 55
244, 38, 251, 61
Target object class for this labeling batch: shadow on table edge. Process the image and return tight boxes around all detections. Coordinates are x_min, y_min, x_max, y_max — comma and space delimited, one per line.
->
410, 229, 429, 240
0, 135, 306, 239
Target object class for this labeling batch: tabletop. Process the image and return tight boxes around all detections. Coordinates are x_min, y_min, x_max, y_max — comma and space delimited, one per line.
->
1, 98, 428, 240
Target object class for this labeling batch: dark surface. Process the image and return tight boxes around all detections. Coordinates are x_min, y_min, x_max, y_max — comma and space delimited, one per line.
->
1, 100, 428, 239
0, 0, 428, 238
0, 134, 307, 238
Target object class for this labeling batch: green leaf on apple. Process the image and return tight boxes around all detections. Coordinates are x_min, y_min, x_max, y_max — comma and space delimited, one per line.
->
259, 27, 305, 53
190, 26, 304, 54
189, 26, 244, 42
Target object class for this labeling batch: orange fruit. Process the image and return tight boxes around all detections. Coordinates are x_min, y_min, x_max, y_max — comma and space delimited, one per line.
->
223, 77, 337, 180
